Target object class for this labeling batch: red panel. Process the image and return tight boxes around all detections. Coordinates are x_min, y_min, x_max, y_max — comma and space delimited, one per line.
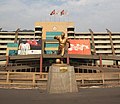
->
68, 39, 91, 55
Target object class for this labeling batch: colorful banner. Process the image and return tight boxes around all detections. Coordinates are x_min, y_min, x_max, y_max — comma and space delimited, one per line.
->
18, 39, 42, 55
68, 39, 91, 55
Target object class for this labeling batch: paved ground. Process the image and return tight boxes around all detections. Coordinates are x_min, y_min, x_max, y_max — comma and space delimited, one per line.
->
0, 87, 120, 104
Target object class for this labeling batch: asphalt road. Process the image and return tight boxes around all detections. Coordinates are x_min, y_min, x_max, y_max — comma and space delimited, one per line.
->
0, 87, 120, 104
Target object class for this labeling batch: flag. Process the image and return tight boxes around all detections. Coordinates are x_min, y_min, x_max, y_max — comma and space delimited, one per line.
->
50, 10, 56, 15
60, 10, 65, 16
60, 10, 68, 16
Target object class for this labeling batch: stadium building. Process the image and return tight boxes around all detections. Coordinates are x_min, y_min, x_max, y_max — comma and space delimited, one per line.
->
0, 21, 120, 73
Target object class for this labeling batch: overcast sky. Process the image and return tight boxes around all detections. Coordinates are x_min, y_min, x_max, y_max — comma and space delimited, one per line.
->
0, 0, 120, 32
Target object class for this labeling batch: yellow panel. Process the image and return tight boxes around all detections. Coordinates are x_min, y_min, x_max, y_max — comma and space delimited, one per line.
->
35, 22, 74, 39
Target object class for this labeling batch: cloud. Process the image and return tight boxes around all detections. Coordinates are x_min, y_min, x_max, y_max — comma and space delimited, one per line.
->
0, 0, 120, 32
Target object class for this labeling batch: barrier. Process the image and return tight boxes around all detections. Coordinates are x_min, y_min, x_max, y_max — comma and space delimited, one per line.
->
0, 72, 120, 88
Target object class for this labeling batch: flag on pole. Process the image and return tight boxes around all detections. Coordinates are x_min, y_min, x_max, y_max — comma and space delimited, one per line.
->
50, 9, 68, 16
60, 10, 65, 16
50, 10, 56, 15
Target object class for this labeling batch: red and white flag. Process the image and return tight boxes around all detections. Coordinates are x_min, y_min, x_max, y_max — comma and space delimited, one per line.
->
60, 10, 65, 15
60, 10, 68, 16
50, 10, 56, 15
50, 9, 68, 16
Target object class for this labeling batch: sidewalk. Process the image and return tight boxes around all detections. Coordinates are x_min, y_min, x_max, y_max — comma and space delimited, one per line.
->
0, 87, 120, 104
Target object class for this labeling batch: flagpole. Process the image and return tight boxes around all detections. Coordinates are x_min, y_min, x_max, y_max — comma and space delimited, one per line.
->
54, 15, 55, 22
67, 13, 69, 22
59, 15, 60, 22
66, 10, 68, 22
50, 15, 51, 22
50, 9, 56, 22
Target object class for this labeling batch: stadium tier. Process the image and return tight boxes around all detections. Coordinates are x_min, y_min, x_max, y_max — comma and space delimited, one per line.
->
0, 22, 120, 72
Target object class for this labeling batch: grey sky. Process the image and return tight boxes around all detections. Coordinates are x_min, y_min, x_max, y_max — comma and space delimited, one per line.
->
0, 0, 120, 32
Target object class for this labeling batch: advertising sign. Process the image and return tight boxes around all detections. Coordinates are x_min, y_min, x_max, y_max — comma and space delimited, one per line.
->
7, 43, 18, 56
68, 39, 91, 55
18, 39, 42, 55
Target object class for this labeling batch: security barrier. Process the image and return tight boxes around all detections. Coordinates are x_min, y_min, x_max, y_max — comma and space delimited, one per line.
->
0, 72, 119, 88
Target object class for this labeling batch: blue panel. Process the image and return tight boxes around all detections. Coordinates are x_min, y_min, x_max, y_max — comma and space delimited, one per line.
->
46, 37, 55, 40
46, 32, 62, 39
45, 43, 59, 48
7, 43, 18, 47
45, 50, 57, 54
9, 50, 18, 56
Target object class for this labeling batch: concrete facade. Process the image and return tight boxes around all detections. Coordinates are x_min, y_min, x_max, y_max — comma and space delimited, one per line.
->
35, 22, 74, 39
0, 22, 120, 66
